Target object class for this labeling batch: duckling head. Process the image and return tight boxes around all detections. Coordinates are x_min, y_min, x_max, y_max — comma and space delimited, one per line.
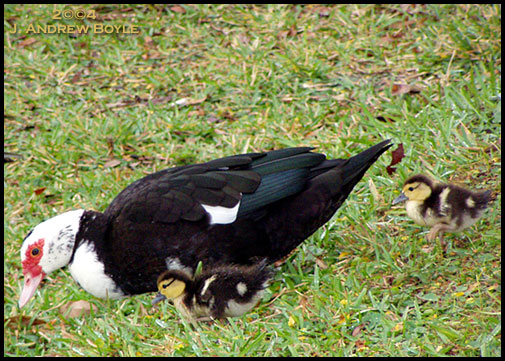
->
393, 174, 433, 204
152, 270, 191, 305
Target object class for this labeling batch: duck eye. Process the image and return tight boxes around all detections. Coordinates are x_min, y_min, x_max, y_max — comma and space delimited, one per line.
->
408, 187, 414, 191
31, 248, 40, 256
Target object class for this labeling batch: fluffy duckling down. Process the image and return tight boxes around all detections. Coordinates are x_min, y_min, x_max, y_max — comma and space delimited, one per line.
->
393, 174, 492, 242
152, 262, 272, 322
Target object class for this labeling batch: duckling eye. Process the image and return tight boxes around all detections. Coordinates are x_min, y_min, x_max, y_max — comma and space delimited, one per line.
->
408, 187, 414, 191
162, 278, 175, 289
31, 248, 40, 257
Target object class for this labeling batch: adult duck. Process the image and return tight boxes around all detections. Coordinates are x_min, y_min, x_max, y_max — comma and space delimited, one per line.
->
19, 140, 391, 307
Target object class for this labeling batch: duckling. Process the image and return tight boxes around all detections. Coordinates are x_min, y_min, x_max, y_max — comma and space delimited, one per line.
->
393, 174, 492, 244
152, 262, 273, 322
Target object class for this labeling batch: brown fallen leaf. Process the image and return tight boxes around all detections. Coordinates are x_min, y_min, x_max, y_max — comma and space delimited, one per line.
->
278, 25, 299, 39
71, 70, 83, 84
355, 339, 367, 350
288, 24, 298, 37
386, 143, 405, 175
34, 187, 46, 195
314, 256, 328, 270
5, 315, 46, 329
17, 37, 37, 48
352, 324, 365, 337
104, 159, 121, 168
170, 5, 186, 13
207, 115, 222, 124
392, 83, 423, 96
60, 300, 98, 318
186, 97, 207, 106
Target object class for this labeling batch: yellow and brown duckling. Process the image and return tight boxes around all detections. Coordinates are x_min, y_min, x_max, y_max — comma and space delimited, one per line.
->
152, 262, 272, 322
393, 174, 492, 244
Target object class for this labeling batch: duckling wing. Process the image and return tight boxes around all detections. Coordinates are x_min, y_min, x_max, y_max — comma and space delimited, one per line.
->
438, 191, 451, 218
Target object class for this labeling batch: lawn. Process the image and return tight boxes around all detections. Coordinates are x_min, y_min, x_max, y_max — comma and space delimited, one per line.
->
4, 4, 501, 356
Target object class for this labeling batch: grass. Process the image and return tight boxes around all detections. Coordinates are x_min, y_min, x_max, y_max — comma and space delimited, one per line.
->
4, 4, 501, 356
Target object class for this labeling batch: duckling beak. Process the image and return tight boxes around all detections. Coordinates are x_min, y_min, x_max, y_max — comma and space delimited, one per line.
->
152, 292, 167, 306
392, 193, 408, 205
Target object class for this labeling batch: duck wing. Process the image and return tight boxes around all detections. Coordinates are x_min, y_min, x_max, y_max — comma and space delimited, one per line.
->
104, 148, 325, 225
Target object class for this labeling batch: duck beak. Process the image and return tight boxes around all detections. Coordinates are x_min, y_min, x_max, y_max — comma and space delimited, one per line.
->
19, 272, 44, 308
392, 192, 408, 205
152, 292, 167, 306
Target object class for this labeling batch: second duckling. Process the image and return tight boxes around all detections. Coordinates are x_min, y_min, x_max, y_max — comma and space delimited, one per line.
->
393, 174, 492, 243
152, 262, 272, 322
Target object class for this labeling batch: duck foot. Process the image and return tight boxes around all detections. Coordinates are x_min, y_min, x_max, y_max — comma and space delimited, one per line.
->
427, 224, 452, 252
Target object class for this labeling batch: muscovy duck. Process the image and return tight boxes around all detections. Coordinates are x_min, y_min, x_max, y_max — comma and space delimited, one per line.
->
393, 174, 492, 243
19, 140, 391, 307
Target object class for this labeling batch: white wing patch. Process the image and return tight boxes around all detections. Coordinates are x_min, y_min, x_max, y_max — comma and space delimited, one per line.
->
465, 197, 475, 208
439, 188, 451, 217
202, 201, 241, 225
236, 282, 247, 296
200, 275, 217, 296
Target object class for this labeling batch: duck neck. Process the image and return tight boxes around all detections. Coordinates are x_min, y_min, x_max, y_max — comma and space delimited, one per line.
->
69, 210, 126, 299
70, 210, 109, 263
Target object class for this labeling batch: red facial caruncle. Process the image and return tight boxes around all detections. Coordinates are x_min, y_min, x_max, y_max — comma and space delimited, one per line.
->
22, 238, 45, 276
19, 237, 48, 308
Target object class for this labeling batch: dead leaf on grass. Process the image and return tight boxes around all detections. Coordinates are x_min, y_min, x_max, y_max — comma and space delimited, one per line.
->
59, 300, 98, 318
34, 187, 46, 195
104, 159, 121, 168
392, 83, 423, 96
386, 143, 405, 175
71, 70, 83, 84
277, 25, 299, 39
17, 37, 37, 48
5, 315, 46, 329
352, 324, 365, 337
314, 256, 328, 270
170, 5, 186, 13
